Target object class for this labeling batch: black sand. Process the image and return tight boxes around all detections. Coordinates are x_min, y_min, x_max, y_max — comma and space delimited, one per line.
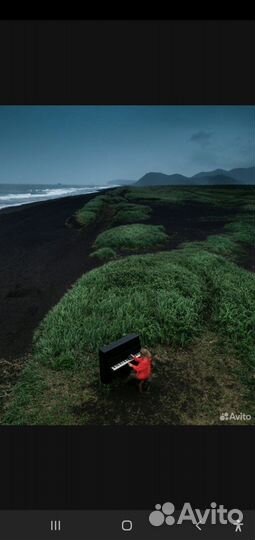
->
0, 193, 106, 359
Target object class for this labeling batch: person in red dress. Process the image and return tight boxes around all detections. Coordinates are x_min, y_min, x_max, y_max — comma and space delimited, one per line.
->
128, 347, 153, 393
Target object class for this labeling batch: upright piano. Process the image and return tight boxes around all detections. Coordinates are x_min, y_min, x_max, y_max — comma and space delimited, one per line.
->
99, 333, 141, 384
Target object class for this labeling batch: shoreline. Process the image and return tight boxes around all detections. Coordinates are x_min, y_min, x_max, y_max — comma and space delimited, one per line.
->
0, 190, 109, 216
0, 190, 113, 359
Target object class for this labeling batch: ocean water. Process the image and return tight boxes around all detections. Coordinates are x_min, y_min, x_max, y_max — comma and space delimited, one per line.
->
0, 183, 110, 210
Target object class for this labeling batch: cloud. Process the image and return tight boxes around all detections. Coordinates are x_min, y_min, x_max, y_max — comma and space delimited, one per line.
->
189, 131, 213, 147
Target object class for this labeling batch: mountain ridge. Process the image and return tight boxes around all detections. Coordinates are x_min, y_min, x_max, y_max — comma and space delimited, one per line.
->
135, 167, 255, 186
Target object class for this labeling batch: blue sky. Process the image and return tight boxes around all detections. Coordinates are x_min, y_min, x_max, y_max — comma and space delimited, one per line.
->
0, 106, 254, 184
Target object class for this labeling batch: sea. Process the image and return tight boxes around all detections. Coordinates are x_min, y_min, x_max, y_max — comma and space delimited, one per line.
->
0, 183, 113, 211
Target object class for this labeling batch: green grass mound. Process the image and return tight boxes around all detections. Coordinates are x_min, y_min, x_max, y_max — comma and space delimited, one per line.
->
4, 248, 255, 424
75, 210, 98, 227
26, 250, 255, 371
74, 192, 128, 227
113, 204, 151, 224
26, 252, 209, 371
90, 247, 117, 261
75, 195, 106, 227
180, 219, 255, 262
173, 251, 255, 361
93, 224, 169, 252
224, 221, 255, 244
180, 235, 242, 261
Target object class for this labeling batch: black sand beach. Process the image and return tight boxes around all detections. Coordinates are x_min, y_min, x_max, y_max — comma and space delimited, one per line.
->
0, 190, 237, 361
0, 192, 107, 359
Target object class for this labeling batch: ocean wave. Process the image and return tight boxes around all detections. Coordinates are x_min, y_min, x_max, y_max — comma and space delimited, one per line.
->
0, 185, 101, 210
0, 202, 30, 210
0, 188, 95, 201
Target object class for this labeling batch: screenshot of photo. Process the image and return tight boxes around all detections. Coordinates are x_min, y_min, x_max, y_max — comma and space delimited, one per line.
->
0, 19, 254, 540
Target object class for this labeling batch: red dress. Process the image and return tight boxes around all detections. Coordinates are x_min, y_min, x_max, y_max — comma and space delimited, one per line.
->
130, 356, 152, 381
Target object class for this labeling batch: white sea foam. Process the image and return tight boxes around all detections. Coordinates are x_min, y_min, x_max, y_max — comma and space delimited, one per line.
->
0, 184, 102, 210
0, 202, 30, 210
0, 187, 96, 201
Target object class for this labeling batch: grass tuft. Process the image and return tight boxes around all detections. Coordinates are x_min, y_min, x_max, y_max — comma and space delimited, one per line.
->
90, 247, 117, 261
112, 204, 151, 224
93, 224, 169, 252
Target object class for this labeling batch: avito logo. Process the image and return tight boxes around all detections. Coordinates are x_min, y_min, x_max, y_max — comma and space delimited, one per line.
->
149, 502, 244, 531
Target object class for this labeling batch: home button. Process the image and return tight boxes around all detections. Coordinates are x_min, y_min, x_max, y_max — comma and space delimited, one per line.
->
122, 519, 133, 532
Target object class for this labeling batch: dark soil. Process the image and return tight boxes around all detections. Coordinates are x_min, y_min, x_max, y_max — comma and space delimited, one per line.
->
148, 201, 238, 249
0, 192, 111, 359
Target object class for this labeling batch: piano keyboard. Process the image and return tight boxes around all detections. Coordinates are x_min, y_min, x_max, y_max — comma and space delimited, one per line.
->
111, 353, 141, 371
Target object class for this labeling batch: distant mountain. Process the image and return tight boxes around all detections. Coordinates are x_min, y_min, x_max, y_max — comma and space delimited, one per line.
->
193, 167, 255, 184
228, 167, 255, 183
136, 172, 188, 186
194, 168, 227, 178
135, 167, 255, 186
108, 179, 134, 186
192, 174, 240, 186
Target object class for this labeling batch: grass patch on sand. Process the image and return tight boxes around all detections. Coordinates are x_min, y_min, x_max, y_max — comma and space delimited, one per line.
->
93, 224, 169, 252
112, 204, 151, 224
224, 220, 255, 244
75, 191, 153, 229
75, 195, 107, 227
180, 219, 255, 263
90, 247, 117, 262
74, 192, 127, 227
